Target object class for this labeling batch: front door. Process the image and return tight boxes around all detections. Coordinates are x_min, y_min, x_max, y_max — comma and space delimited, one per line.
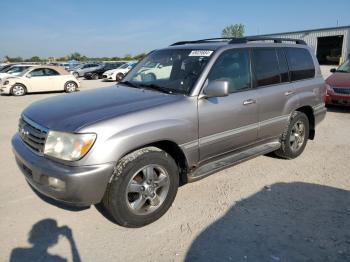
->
198, 49, 259, 161
27, 68, 61, 92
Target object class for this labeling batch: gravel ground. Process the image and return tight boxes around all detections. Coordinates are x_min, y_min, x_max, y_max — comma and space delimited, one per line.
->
0, 78, 349, 262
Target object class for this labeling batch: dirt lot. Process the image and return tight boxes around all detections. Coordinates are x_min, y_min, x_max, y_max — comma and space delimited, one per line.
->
1, 79, 350, 262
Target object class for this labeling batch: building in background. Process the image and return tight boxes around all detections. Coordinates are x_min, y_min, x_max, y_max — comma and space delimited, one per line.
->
260, 26, 350, 65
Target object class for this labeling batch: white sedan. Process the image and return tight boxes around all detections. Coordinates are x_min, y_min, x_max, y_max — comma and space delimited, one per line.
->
0, 65, 34, 80
102, 61, 138, 81
0, 66, 80, 96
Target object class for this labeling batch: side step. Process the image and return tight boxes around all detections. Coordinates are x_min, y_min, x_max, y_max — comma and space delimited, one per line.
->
187, 141, 281, 183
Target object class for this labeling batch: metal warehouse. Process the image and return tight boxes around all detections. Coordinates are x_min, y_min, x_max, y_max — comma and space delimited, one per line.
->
260, 26, 350, 65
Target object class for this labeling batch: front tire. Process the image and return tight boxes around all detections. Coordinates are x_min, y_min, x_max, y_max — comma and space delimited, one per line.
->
11, 84, 27, 96
275, 111, 309, 159
102, 147, 179, 227
92, 73, 99, 80
116, 73, 124, 82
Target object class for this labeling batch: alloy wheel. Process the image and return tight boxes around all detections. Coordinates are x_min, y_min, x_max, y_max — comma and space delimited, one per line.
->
126, 164, 170, 215
289, 120, 305, 152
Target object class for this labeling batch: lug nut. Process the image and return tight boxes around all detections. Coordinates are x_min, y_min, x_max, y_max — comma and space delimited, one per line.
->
141, 186, 145, 191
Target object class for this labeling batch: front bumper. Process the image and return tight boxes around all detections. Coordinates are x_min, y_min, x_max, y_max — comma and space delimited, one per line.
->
12, 133, 115, 206
0, 85, 11, 94
324, 93, 350, 106
102, 74, 115, 81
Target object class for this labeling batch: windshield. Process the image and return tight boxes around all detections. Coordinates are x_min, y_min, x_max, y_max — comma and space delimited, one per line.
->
18, 67, 33, 76
336, 60, 350, 73
122, 49, 212, 95
119, 63, 131, 69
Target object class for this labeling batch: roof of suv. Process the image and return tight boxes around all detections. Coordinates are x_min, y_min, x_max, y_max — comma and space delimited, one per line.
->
166, 36, 308, 51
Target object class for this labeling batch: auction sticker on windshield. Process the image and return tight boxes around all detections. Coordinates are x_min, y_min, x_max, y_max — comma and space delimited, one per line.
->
189, 50, 213, 57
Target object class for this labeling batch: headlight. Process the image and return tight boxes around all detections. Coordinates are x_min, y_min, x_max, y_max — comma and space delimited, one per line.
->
44, 131, 96, 161
326, 84, 334, 94
3, 80, 9, 85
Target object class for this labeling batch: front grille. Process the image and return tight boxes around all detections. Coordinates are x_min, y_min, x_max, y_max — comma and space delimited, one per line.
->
19, 116, 48, 153
333, 88, 350, 95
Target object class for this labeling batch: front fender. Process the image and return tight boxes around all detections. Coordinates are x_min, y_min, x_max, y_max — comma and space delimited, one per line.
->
81, 118, 198, 167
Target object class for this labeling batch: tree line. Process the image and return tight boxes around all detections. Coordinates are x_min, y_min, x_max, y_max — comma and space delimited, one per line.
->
3, 52, 147, 63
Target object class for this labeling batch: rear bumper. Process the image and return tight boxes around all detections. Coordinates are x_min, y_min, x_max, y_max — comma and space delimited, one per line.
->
12, 133, 115, 206
313, 103, 327, 126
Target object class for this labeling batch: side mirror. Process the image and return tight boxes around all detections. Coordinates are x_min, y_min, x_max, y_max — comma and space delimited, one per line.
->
26, 74, 31, 78
203, 80, 229, 98
330, 68, 336, 73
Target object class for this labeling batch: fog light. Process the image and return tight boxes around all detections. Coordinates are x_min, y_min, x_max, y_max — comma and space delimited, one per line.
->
48, 177, 66, 191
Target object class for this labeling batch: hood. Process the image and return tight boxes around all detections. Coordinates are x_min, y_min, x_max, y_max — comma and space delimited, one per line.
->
104, 68, 121, 74
0, 73, 11, 79
23, 85, 183, 132
326, 72, 350, 87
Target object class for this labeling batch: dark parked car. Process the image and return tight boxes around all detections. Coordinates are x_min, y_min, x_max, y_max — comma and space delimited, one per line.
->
84, 62, 125, 80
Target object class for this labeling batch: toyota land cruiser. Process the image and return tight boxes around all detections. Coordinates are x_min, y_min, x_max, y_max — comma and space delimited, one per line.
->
12, 37, 327, 227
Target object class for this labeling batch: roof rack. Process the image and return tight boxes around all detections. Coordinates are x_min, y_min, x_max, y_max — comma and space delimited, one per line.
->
170, 38, 235, 46
170, 36, 307, 46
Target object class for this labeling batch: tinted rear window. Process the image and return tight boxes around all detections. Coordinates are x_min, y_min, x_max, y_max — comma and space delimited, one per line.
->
253, 48, 280, 87
277, 49, 289, 83
285, 47, 315, 81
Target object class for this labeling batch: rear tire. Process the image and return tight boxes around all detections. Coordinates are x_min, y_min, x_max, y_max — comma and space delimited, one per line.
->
11, 84, 27, 96
64, 81, 78, 93
274, 111, 309, 159
102, 147, 179, 227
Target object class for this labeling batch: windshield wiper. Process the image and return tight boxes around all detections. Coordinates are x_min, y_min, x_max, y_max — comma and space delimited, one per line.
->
139, 84, 177, 94
119, 81, 139, 89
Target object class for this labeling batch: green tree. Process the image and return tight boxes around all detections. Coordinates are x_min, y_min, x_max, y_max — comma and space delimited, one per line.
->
133, 53, 146, 60
221, 23, 245, 38
26, 56, 42, 62
5, 55, 23, 62
69, 52, 83, 61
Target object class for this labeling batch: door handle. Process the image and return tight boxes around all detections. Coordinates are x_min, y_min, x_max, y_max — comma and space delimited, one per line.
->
243, 99, 256, 105
285, 90, 295, 96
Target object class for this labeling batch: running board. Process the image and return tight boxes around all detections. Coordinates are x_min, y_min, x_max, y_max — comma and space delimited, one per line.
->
187, 141, 281, 182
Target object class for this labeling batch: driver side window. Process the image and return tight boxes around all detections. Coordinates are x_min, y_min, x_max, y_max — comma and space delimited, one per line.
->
29, 68, 46, 77
207, 49, 251, 93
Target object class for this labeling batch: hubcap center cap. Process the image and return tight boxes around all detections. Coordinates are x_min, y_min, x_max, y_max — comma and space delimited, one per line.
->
143, 184, 155, 197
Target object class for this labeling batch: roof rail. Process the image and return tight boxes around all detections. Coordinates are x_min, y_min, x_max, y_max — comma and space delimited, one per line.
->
170, 38, 234, 46
229, 36, 307, 45
170, 36, 306, 46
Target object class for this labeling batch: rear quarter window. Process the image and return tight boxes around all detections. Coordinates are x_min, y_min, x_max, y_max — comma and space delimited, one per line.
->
285, 47, 315, 81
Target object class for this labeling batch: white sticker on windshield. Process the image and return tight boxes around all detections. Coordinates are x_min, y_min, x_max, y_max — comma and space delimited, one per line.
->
189, 50, 213, 57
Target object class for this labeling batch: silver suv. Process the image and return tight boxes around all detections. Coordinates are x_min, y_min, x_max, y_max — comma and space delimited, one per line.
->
12, 37, 327, 227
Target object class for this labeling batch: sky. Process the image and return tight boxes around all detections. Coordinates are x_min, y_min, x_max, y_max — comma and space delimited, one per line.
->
0, 0, 349, 58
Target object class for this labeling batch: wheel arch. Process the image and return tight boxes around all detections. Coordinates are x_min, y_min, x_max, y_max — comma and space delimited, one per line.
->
11, 82, 28, 94
119, 140, 189, 186
295, 105, 315, 140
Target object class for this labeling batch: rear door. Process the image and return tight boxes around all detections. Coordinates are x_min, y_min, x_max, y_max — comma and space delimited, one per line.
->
198, 48, 259, 161
253, 48, 295, 140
